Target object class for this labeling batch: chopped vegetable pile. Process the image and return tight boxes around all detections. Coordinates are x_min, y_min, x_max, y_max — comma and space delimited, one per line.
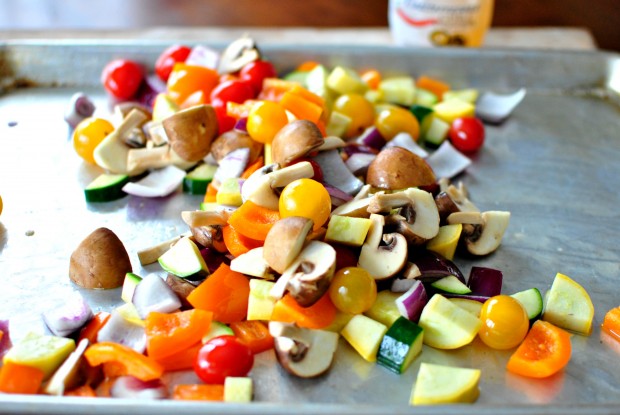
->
0, 37, 614, 406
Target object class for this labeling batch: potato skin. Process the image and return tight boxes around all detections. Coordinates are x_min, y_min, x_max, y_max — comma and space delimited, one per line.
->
69, 227, 132, 289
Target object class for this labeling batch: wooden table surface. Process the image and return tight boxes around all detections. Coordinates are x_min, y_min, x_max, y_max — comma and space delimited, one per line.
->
0, 27, 598, 51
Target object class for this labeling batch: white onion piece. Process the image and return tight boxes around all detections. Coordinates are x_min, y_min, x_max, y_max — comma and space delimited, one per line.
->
97, 310, 147, 353
324, 184, 354, 207
186, 44, 220, 70
122, 165, 186, 198
42, 292, 93, 337
425, 141, 471, 180
0, 319, 12, 358
356, 127, 386, 150
312, 149, 363, 195
395, 280, 428, 322
213, 147, 250, 186
476, 88, 526, 124
110, 376, 168, 399
345, 153, 376, 176
391, 278, 417, 293
132, 273, 182, 319
385, 132, 429, 158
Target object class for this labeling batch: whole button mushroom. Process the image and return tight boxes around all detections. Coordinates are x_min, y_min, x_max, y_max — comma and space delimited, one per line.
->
366, 147, 436, 190
271, 120, 324, 166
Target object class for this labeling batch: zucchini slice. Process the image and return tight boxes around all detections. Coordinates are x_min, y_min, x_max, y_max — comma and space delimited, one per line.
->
511, 287, 544, 320
183, 163, 217, 195
84, 173, 129, 202
376, 316, 424, 374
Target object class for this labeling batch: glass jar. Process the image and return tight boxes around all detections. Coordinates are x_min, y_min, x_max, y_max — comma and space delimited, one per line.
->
389, 0, 494, 47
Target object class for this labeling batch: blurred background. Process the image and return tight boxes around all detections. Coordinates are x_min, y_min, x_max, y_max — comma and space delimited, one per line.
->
0, 0, 618, 51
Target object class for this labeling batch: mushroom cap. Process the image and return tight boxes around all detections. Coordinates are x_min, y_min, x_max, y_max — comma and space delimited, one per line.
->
271, 120, 324, 166
263, 217, 314, 275
366, 147, 436, 190
162, 104, 218, 162
210, 129, 263, 164
358, 214, 408, 280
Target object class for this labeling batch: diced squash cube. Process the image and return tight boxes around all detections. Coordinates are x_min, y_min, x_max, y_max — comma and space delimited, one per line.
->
340, 314, 387, 362
247, 279, 276, 321
364, 290, 402, 327
224, 377, 253, 402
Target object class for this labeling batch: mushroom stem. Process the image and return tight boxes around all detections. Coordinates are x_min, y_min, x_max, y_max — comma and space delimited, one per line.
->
367, 192, 414, 214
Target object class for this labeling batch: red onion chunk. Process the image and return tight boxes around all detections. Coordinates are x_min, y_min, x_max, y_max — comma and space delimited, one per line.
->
0, 319, 12, 358
122, 166, 186, 198
186, 45, 220, 69
442, 293, 490, 303
425, 141, 472, 180
110, 376, 168, 399
42, 293, 93, 337
200, 247, 228, 275
345, 153, 376, 176
409, 250, 466, 283
213, 147, 250, 185
234, 117, 248, 133
325, 184, 354, 207
64, 92, 95, 128
342, 143, 379, 157
356, 127, 386, 150
132, 273, 182, 319
467, 266, 503, 297
312, 149, 363, 195
395, 280, 428, 322
136, 74, 167, 108
96, 310, 147, 353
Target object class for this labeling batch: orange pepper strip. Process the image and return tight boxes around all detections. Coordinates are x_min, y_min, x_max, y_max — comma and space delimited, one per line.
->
280, 91, 323, 124
154, 341, 202, 372
167, 63, 219, 106
416, 75, 451, 100
295, 61, 320, 72
257, 78, 299, 101
145, 309, 213, 361
230, 320, 274, 354
78, 311, 111, 344
361, 69, 382, 90
271, 293, 337, 330
241, 156, 265, 180
187, 263, 250, 324
172, 384, 224, 401
203, 182, 218, 203
64, 384, 97, 397
227, 99, 261, 119
180, 90, 207, 109
222, 225, 263, 258
506, 320, 572, 379
602, 306, 620, 343
84, 342, 164, 382
227, 200, 280, 241
0, 361, 45, 394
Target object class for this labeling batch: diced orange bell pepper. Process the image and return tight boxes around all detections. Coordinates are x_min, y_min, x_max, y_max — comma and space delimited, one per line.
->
78, 311, 111, 344
227, 100, 261, 119
416, 75, 451, 100
257, 78, 299, 101
241, 156, 265, 180
187, 263, 250, 324
227, 200, 280, 241
145, 309, 213, 360
0, 361, 45, 394
280, 91, 323, 124
271, 293, 337, 330
180, 90, 207, 109
154, 341, 202, 372
295, 61, 320, 72
230, 320, 274, 354
506, 320, 572, 378
84, 342, 164, 382
222, 225, 264, 258
361, 69, 382, 90
602, 306, 620, 343
203, 182, 218, 203
167, 63, 219, 106
172, 384, 224, 401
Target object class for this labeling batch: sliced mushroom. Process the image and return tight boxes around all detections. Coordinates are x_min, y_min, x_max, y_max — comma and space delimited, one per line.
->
126, 144, 172, 174
263, 217, 313, 274
435, 191, 462, 224
210, 129, 263, 164
181, 210, 230, 251
358, 214, 408, 280
43, 338, 90, 395
137, 233, 189, 266
366, 146, 436, 190
230, 247, 274, 280
385, 188, 440, 245
317, 135, 346, 151
217, 36, 260, 74
270, 241, 336, 307
242, 162, 314, 210
93, 109, 149, 174
330, 196, 373, 218
162, 104, 218, 162
438, 178, 479, 213
448, 210, 511, 255
269, 321, 339, 378
271, 120, 325, 166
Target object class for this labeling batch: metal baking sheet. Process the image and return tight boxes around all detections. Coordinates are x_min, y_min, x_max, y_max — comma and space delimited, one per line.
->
0, 41, 619, 414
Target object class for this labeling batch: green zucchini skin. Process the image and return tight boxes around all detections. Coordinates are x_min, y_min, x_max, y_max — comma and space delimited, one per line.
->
84, 173, 129, 202
377, 316, 424, 374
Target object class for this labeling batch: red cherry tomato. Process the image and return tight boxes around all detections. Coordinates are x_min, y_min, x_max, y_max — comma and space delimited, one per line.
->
213, 101, 236, 135
101, 59, 144, 100
155, 44, 191, 82
210, 79, 255, 107
194, 336, 254, 384
240, 60, 277, 94
448, 117, 485, 153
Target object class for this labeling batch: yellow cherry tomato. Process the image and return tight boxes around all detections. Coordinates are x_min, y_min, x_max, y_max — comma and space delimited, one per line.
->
375, 106, 420, 141
0, 195, 3, 216
329, 267, 377, 314
247, 101, 289, 144
332, 93, 375, 138
279, 178, 331, 230
479, 295, 529, 350
72, 117, 114, 164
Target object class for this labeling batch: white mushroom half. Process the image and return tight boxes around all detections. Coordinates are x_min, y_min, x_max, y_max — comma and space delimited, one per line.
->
241, 162, 314, 210
358, 214, 408, 280
269, 322, 339, 378
270, 241, 336, 307
263, 217, 314, 274
448, 210, 511, 255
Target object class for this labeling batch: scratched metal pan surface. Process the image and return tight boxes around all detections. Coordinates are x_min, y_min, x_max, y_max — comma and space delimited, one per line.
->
0, 41, 619, 414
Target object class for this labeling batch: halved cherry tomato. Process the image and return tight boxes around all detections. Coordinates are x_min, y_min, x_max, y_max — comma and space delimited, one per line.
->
506, 320, 572, 378
210, 79, 256, 107
101, 59, 144, 100
240, 60, 278, 94
212, 101, 236, 135
449, 117, 485, 153
155, 44, 191, 82
194, 335, 253, 384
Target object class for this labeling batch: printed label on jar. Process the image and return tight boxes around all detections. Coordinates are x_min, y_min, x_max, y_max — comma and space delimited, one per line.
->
389, 0, 493, 47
